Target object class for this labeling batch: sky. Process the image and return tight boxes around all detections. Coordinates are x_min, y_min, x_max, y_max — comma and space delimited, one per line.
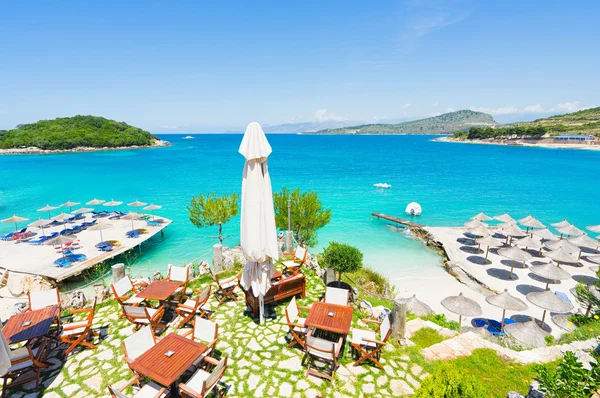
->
0, 0, 599, 132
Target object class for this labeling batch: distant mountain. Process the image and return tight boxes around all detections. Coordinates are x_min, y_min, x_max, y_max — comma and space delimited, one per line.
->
262, 120, 360, 133
306, 110, 497, 135
514, 106, 600, 133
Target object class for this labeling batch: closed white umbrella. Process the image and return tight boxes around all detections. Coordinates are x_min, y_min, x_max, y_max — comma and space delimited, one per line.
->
0, 331, 11, 376
238, 122, 279, 324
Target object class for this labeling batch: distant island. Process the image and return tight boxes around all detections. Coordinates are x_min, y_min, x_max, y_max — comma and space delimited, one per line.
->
305, 110, 497, 135
438, 107, 600, 150
0, 115, 169, 154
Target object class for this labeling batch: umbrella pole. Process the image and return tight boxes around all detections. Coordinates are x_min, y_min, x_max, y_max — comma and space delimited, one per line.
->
541, 310, 547, 329
485, 247, 490, 260
458, 314, 462, 326
501, 309, 506, 330
100, 229, 103, 243
510, 260, 515, 279
131, 219, 134, 232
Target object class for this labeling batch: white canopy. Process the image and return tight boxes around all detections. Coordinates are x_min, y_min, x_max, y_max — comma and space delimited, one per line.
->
239, 122, 279, 323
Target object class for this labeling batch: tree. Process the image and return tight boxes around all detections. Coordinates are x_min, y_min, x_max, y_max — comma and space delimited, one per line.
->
322, 242, 363, 282
273, 187, 331, 247
535, 351, 600, 398
573, 283, 600, 317
187, 192, 239, 245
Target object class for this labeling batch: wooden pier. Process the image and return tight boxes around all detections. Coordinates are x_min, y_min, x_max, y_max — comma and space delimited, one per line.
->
371, 212, 424, 229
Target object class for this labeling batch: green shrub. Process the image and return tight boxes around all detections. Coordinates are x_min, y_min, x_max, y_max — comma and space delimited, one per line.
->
422, 313, 460, 331
346, 266, 394, 297
321, 242, 363, 282
410, 328, 445, 349
535, 351, 600, 398
415, 365, 487, 397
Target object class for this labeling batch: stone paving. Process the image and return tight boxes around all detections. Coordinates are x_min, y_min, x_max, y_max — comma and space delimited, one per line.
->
4, 270, 428, 397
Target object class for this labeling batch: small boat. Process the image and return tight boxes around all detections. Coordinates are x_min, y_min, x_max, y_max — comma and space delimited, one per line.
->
374, 183, 392, 189
183, 135, 195, 139
405, 202, 422, 216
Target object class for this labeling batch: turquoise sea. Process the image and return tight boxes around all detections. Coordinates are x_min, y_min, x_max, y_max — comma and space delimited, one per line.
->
1, 135, 599, 282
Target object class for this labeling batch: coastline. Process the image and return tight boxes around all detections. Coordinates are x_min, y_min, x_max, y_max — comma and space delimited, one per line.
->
433, 136, 600, 151
0, 139, 171, 155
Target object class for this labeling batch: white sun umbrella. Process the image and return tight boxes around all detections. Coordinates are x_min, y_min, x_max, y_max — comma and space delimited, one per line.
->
530, 262, 571, 289
532, 228, 557, 241
72, 207, 93, 215
0, 331, 12, 376
471, 212, 492, 221
544, 247, 581, 267
121, 212, 141, 231
494, 213, 515, 224
441, 292, 482, 325
477, 235, 502, 260
38, 204, 58, 218
556, 224, 584, 238
52, 212, 74, 222
498, 245, 533, 279
238, 122, 279, 324
28, 218, 51, 236
587, 225, 600, 233
61, 200, 80, 212
88, 221, 112, 243
526, 289, 574, 328
486, 289, 529, 330
1, 214, 29, 231
143, 204, 162, 220
551, 219, 572, 229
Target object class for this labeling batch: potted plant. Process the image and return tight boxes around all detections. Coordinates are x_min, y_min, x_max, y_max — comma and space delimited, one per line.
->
322, 241, 363, 293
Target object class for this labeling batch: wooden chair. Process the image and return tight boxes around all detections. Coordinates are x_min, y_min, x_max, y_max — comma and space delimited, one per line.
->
108, 375, 168, 398
323, 286, 350, 306
282, 245, 308, 274
111, 276, 148, 317
350, 314, 392, 370
184, 316, 218, 365
122, 326, 156, 378
27, 287, 61, 328
167, 263, 191, 303
176, 286, 212, 328
0, 335, 49, 397
304, 332, 342, 384
58, 298, 98, 356
284, 296, 309, 349
123, 305, 166, 333
179, 356, 228, 398
210, 269, 237, 306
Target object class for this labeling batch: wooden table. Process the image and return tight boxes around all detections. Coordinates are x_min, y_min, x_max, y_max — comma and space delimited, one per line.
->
237, 269, 283, 282
305, 302, 354, 335
130, 333, 207, 388
3, 306, 59, 344
136, 280, 182, 301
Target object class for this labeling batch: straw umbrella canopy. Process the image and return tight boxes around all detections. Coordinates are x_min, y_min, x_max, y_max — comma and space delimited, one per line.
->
128, 200, 147, 208
86, 198, 105, 206
45, 234, 78, 257
38, 204, 58, 218
505, 321, 549, 348
556, 224, 584, 238
1, 214, 29, 232
28, 218, 51, 236
121, 212, 142, 231
499, 224, 526, 245
518, 215, 534, 224
103, 199, 123, 208
530, 262, 571, 289
486, 289, 528, 329
543, 247, 580, 267
0, 331, 12, 376
405, 294, 434, 316
551, 219, 572, 228
52, 212, 74, 222
527, 289, 574, 328
568, 233, 600, 253
441, 292, 482, 325
467, 224, 491, 240
591, 265, 599, 273
498, 245, 533, 279
71, 207, 93, 215
238, 122, 279, 324
587, 256, 600, 265
545, 239, 580, 253
494, 213, 516, 224
464, 219, 484, 229
477, 235, 502, 260
514, 235, 543, 252
88, 221, 112, 243
587, 225, 600, 233
532, 228, 557, 241
61, 200, 80, 212
520, 217, 546, 230
143, 204, 162, 220
471, 212, 492, 221
552, 314, 576, 332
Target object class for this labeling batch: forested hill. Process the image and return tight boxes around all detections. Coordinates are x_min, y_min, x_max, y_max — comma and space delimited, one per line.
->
305, 110, 497, 135
0, 116, 162, 150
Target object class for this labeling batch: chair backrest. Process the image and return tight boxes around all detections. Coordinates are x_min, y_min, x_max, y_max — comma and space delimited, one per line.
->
286, 296, 299, 323
209, 268, 219, 284
379, 315, 391, 342
168, 264, 189, 283
123, 305, 148, 321
295, 246, 308, 262
111, 276, 133, 298
203, 356, 227, 395
324, 287, 349, 306
196, 286, 211, 306
108, 385, 130, 398
86, 298, 98, 323
306, 335, 335, 361
122, 326, 155, 361
193, 317, 218, 344
29, 288, 60, 311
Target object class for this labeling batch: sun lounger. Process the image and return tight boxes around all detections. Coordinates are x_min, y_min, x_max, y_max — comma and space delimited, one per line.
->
556, 291, 573, 305
146, 220, 162, 227
0, 232, 15, 241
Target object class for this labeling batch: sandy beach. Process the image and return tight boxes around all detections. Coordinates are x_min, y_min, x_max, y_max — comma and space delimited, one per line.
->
434, 136, 600, 151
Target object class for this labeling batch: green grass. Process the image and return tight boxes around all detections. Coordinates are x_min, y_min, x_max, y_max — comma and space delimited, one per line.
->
421, 313, 461, 331
410, 328, 446, 349
558, 318, 600, 344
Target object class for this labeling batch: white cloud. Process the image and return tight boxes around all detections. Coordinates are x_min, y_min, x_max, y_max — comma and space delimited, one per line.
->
432, 102, 439, 107
524, 104, 544, 113
159, 125, 184, 129
471, 106, 520, 115
551, 101, 582, 112
313, 109, 349, 122
402, 103, 411, 109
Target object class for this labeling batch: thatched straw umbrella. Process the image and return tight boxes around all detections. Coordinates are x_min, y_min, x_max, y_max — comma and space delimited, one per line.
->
61, 200, 81, 212
499, 224, 526, 245
556, 224, 584, 238
498, 246, 533, 279
441, 292, 482, 325
405, 295, 434, 316
586, 224, 600, 233
543, 247, 580, 267
38, 204, 58, 218
505, 321, 549, 348
28, 218, 51, 236
88, 221, 112, 243
494, 213, 516, 224
471, 212, 492, 221
464, 219, 484, 229
532, 228, 557, 241
520, 217, 546, 231
514, 235, 543, 254
526, 289, 574, 328
551, 219, 572, 229
529, 262, 571, 289
485, 289, 528, 329
143, 204, 162, 220
1, 215, 29, 232
121, 212, 142, 232
72, 207, 93, 215
568, 233, 600, 256
476, 235, 502, 260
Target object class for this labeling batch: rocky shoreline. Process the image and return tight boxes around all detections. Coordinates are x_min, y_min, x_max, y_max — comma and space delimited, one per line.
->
0, 139, 171, 155
433, 136, 600, 151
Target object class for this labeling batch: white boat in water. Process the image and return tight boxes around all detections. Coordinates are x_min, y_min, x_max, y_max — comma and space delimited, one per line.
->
183, 135, 195, 139
374, 183, 392, 189
405, 202, 422, 216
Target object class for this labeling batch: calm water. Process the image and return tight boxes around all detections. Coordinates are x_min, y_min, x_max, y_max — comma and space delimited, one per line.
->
1, 135, 599, 281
